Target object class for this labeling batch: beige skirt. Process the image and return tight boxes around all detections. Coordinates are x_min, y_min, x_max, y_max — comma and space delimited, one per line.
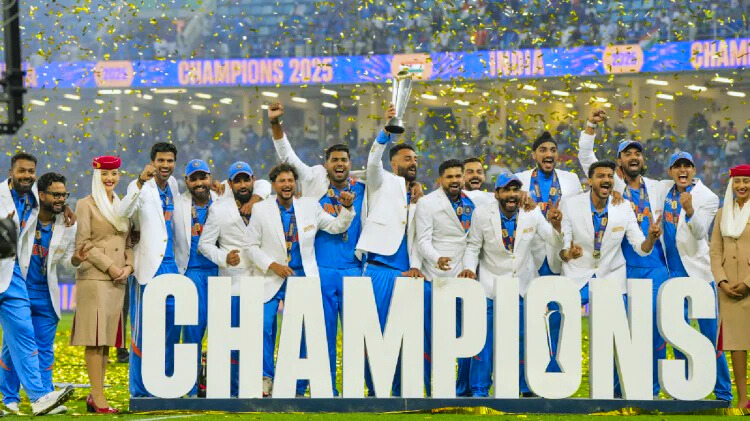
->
70, 278, 126, 347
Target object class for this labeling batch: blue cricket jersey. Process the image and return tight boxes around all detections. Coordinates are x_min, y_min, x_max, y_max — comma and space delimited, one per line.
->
316, 180, 366, 269
26, 220, 53, 298
621, 186, 665, 267
187, 201, 218, 271
159, 184, 176, 264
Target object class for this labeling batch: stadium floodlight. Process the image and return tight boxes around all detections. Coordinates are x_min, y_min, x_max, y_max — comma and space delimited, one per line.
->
321, 102, 337, 109
646, 79, 668, 86
592, 96, 607, 103
262, 91, 279, 98
321, 88, 337, 96
656, 93, 674, 101
94, 99, 104, 105
291, 97, 308, 103
727, 91, 746, 98
191, 104, 206, 111
98, 89, 122, 95
141, 94, 153, 100
29, 99, 45, 106
63, 94, 80, 100
522, 84, 536, 91
57, 105, 72, 112
421, 94, 438, 100
163, 98, 178, 105
452, 87, 466, 93
132, 106, 139, 112
220, 97, 233, 104
686, 85, 707, 92
261, 104, 269, 110
195, 93, 212, 99
454, 99, 470, 106
551, 90, 570, 97
519, 98, 537, 105
151, 88, 187, 94
712, 76, 734, 84
565, 103, 574, 108
581, 82, 599, 89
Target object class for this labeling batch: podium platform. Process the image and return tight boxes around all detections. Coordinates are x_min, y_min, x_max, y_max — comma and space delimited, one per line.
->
129, 397, 729, 414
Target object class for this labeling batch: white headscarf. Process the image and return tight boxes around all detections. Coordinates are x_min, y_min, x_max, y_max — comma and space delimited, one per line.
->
91, 169, 129, 232
720, 178, 750, 239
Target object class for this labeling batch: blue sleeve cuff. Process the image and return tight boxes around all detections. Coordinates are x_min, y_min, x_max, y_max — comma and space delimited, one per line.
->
375, 130, 391, 145
684, 214, 692, 223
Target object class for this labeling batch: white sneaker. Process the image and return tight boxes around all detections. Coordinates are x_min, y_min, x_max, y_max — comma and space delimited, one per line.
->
4, 401, 20, 415
48, 405, 67, 415
31, 387, 73, 416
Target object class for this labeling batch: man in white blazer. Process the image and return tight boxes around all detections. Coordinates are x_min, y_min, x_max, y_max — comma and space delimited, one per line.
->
0, 154, 73, 415
356, 109, 426, 396
119, 142, 182, 397
515, 131, 583, 384
196, 160, 271, 397
247, 163, 354, 397
659, 152, 731, 401
0, 173, 80, 414
578, 108, 669, 396
416, 159, 494, 397
460, 173, 563, 397
559, 160, 662, 397
268, 103, 366, 396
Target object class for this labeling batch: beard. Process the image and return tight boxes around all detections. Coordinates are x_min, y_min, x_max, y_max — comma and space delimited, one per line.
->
398, 165, 417, 182
233, 190, 252, 204
189, 186, 210, 202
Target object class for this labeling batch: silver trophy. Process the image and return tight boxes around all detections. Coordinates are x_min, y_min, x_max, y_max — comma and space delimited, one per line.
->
385, 68, 414, 134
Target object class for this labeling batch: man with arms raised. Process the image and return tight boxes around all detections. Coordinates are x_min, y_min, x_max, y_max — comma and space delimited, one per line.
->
268, 102, 365, 396
579, 109, 668, 397
247, 163, 354, 397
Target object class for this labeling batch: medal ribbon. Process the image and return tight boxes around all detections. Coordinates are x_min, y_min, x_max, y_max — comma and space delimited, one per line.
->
593, 208, 609, 258
19, 193, 31, 231
326, 179, 354, 217
34, 220, 53, 277
663, 182, 695, 226
623, 178, 651, 223
500, 211, 515, 253
191, 199, 212, 236
530, 169, 561, 217
451, 193, 473, 232
278, 200, 297, 263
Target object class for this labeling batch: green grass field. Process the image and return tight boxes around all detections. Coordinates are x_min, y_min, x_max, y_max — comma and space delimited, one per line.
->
0, 313, 744, 418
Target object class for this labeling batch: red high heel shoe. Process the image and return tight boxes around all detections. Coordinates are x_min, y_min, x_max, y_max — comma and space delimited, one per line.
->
86, 394, 119, 414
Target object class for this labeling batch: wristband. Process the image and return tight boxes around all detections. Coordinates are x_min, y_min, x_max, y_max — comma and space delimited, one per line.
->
270, 118, 282, 125
586, 121, 597, 128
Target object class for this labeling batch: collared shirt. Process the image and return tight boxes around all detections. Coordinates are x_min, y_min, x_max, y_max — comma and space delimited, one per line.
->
500, 210, 517, 252
316, 180, 366, 269
532, 170, 554, 204
10, 185, 36, 232
279, 202, 303, 273
26, 220, 53, 296
187, 202, 218, 271
368, 192, 411, 272
621, 186, 665, 267
663, 197, 692, 276
159, 184, 176, 264
590, 201, 607, 234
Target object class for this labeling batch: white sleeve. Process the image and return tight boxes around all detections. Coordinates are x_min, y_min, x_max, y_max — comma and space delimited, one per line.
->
198, 206, 229, 269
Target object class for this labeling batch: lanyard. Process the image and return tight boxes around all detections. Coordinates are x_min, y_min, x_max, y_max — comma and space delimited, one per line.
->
191, 199, 212, 237
34, 220, 53, 276
529, 169, 561, 217
451, 193, 473, 232
592, 207, 609, 259
500, 211, 516, 253
19, 193, 32, 231
278, 200, 297, 263
623, 178, 651, 223
664, 182, 694, 226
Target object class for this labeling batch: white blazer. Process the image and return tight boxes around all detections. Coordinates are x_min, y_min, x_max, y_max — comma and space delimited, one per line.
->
355, 135, 421, 269
0, 179, 40, 294
516, 168, 583, 273
464, 205, 562, 297
247, 197, 355, 302
560, 192, 648, 293
416, 188, 479, 280
656, 179, 718, 283
174, 179, 272, 275
120, 177, 180, 285
17, 214, 76, 318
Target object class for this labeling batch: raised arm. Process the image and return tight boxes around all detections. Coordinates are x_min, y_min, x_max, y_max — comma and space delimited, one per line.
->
197, 203, 229, 269
269, 102, 316, 182
316, 195, 355, 235
577, 109, 604, 178
366, 103, 398, 191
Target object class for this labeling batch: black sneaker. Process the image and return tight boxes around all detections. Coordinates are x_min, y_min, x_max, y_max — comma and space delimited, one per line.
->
116, 348, 129, 364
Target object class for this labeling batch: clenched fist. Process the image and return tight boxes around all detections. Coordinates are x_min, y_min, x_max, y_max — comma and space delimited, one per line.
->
679, 192, 694, 217
268, 102, 284, 124
339, 191, 354, 209
226, 249, 241, 267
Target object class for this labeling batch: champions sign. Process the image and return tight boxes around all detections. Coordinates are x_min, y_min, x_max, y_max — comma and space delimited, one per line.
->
140, 274, 717, 401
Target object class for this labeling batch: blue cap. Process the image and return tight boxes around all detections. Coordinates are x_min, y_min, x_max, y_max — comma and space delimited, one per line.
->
495, 172, 522, 190
669, 151, 694, 168
617, 139, 643, 155
228, 161, 253, 181
185, 159, 211, 177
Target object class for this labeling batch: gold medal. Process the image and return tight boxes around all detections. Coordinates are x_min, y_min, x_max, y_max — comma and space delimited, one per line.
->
550, 187, 557, 196
35, 230, 41, 240
671, 200, 677, 208
287, 254, 292, 263
328, 188, 335, 198
593, 250, 601, 259
464, 206, 471, 215
638, 214, 643, 222
502, 229, 508, 237
457, 206, 463, 216
193, 222, 201, 234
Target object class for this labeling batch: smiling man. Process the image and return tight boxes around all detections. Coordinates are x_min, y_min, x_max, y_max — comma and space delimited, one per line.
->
463, 158, 486, 191
578, 109, 669, 398
658, 152, 732, 402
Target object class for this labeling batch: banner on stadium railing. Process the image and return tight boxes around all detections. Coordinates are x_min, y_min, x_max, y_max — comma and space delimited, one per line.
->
14, 38, 750, 90
141, 274, 716, 400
